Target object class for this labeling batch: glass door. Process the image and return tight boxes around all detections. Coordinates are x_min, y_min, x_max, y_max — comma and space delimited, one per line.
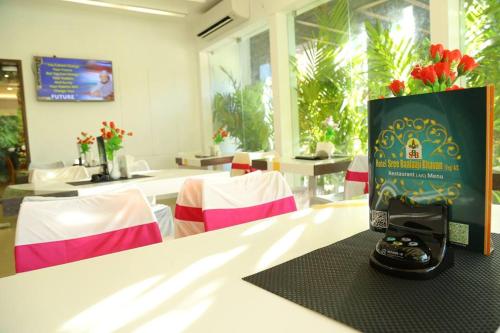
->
0, 59, 30, 185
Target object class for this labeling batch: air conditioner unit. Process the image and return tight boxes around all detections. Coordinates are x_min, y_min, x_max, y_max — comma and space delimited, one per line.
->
195, 0, 250, 39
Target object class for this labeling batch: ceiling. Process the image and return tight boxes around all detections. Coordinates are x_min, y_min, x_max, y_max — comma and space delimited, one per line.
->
82, 0, 221, 16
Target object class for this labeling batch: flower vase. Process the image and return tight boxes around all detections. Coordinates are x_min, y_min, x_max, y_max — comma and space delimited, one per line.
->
110, 154, 121, 180
84, 151, 92, 167
316, 142, 335, 158
210, 145, 221, 156
219, 137, 238, 155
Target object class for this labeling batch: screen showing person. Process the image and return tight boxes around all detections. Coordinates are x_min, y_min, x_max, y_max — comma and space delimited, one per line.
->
90, 71, 114, 100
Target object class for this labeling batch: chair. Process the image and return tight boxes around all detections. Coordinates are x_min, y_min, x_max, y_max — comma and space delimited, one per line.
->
127, 159, 174, 239
4, 155, 16, 185
344, 155, 369, 200
29, 165, 90, 184
174, 178, 205, 238
203, 171, 297, 231
14, 188, 162, 273
28, 160, 64, 170
130, 159, 151, 174
230, 152, 256, 177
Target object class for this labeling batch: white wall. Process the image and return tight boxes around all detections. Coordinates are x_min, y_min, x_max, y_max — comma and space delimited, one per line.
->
0, 0, 202, 168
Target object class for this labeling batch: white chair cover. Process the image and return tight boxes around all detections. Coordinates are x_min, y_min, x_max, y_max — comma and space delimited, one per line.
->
203, 171, 297, 231
230, 152, 253, 177
174, 178, 205, 238
130, 160, 151, 174
28, 160, 64, 170
152, 204, 174, 239
124, 159, 172, 234
15, 188, 162, 273
29, 166, 90, 184
344, 155, 369, 200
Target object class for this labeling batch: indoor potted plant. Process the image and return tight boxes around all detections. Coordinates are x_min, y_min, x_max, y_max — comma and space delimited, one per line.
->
100, 121, 133, 179
316, 116, 338, 157
76, 132, 95, 166
211, 127, 230, 156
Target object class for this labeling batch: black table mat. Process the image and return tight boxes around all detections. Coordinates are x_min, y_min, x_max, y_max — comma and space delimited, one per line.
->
244, 231, 500, 333
67, 174, 151, 186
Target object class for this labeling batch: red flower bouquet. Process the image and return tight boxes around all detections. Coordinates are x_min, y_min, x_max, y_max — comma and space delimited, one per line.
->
387, 44, 478, 97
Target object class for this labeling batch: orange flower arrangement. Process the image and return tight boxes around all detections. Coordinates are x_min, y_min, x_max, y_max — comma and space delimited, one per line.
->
76, 132, 95, 154
213, 127, 229, 144
100, 121, 133, 160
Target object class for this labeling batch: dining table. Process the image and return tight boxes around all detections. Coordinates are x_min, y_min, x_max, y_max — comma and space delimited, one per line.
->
0, 200, 498, 333
252, 155, 352, 197
175, 152, 274, 170
1, 168, 229, 218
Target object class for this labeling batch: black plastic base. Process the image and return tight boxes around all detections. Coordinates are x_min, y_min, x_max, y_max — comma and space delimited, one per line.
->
369, 247, 454, 280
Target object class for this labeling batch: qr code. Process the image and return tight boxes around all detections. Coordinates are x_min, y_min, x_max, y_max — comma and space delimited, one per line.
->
370, 210, 388, 229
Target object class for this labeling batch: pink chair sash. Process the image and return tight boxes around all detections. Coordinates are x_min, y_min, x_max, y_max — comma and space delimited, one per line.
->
15, 222, 161, 273
15, 188, 161, 273
345, 170, 369, 193
231, 163, 257, 174
203, 171, 297, 231
204, 196, 296, 231
174, 204, 204, 222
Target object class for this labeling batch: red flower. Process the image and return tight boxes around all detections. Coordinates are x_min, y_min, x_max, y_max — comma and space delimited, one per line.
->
411, 65, 423, 80
127, 132, 133, 136
121, 129, 125, 135
378, 96, 385, 99
429, 44, 444, 62
106, 132, 112, 139
446, 85, 463, 91
102, 121, 107, 126
457, 55, 478, 75
419, 65, 438, 86
433, 62, 453, 83
442, 49, 461, 63
110, 121, 116, 129
388, 80, 405, 96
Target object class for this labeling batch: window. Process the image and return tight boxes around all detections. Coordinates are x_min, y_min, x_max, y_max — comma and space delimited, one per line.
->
290, 0, 430, 156
208, 29, 273, 153
461, 0, 500, 181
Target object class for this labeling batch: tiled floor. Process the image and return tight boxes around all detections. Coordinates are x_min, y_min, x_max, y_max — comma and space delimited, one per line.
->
0, 225, 15, 278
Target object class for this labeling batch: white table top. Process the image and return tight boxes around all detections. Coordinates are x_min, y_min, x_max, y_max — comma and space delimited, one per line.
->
259, 156, 352, 176
6, 169, 229, 198
176, 152, 273, 168
176, 153, 234, 168
0, 202, 498, 333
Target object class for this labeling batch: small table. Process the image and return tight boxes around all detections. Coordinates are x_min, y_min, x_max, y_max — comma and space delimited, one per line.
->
175, 153, 234, 169
253, 156, 352, 197
175, 152, 274, 170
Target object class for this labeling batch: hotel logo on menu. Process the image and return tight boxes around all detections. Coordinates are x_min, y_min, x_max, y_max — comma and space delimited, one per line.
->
406, 138, 422, 160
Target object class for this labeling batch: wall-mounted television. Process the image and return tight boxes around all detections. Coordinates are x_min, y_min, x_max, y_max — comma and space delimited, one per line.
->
34, 56, 114, 102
